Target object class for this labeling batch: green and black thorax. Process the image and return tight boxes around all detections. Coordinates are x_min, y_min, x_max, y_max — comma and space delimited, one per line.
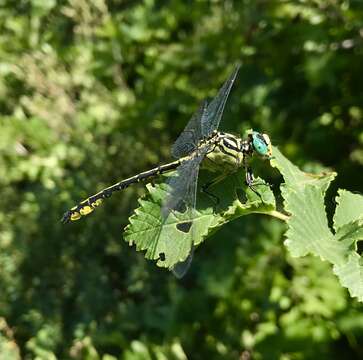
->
200, 130, 272, 171
202, 131, 248, 172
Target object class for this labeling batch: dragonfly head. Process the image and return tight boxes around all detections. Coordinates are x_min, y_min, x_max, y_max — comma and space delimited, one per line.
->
250, 131, 272, 159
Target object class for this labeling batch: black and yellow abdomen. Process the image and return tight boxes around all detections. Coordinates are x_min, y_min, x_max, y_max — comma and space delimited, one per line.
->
61, 159, 183, 223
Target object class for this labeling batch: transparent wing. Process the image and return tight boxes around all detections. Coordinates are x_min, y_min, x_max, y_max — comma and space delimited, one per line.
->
171, 244, 195, 279
161, 66, 239, 277
201, 64, 240, 137
171, 101, 208, 159
172, 65, 239, 158
161, 152, 206, 278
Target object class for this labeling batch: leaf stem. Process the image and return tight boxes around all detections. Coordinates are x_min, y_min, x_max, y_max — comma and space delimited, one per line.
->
265, 210, 290, 222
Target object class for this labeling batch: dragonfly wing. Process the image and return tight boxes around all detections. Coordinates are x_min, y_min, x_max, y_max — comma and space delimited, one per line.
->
171, 245, 195, 279
172, 65, 239, 158
161, 66, 239, 276
161, 152, 206, 278
201, 64, 240, 137
171, 101, 208, 159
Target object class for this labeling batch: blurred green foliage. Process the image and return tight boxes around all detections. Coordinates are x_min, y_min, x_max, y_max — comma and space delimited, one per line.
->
0, 0, 362, 359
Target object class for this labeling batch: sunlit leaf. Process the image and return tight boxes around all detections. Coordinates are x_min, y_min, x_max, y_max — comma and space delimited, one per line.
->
333, 190, 363, 231
272, 147, 363, 302
124, 170, 275, 271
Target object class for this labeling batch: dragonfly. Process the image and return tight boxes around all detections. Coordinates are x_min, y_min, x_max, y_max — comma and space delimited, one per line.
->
62, 65, 272, 277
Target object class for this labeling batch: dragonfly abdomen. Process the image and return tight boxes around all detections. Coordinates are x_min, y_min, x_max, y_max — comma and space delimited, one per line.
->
61, 159, 184, 223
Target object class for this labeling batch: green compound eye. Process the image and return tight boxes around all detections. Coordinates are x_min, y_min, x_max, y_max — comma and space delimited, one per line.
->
252, 132, 272, 158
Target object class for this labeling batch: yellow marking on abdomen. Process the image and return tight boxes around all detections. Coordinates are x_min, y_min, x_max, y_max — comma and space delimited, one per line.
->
69, 198, 103, 221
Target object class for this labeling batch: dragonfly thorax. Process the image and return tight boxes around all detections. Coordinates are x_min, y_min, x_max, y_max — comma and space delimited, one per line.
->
201, 132, 245, 173
199, 130, 272, 174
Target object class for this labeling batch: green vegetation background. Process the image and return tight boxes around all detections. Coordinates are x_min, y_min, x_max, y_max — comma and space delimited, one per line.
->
0, 1, 362, 359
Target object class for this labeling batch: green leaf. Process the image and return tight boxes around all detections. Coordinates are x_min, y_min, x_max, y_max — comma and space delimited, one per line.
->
124, 169, 275, 271
333, 253, 363, 302
282, 185, 347, 265
271, 146, 336, 192
124, 183, 218, 269
333, 190, 363, 301
334, 219, 363, 249
333, 189, 363, 231
271, 147, 363, 302
271, 146, 344, 263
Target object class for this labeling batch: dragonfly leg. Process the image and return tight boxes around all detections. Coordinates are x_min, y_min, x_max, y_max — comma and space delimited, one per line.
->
201, 173, 228, 206
245, 166, 272, 200
244, 166, 262, 199
201, 182, 220, 206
